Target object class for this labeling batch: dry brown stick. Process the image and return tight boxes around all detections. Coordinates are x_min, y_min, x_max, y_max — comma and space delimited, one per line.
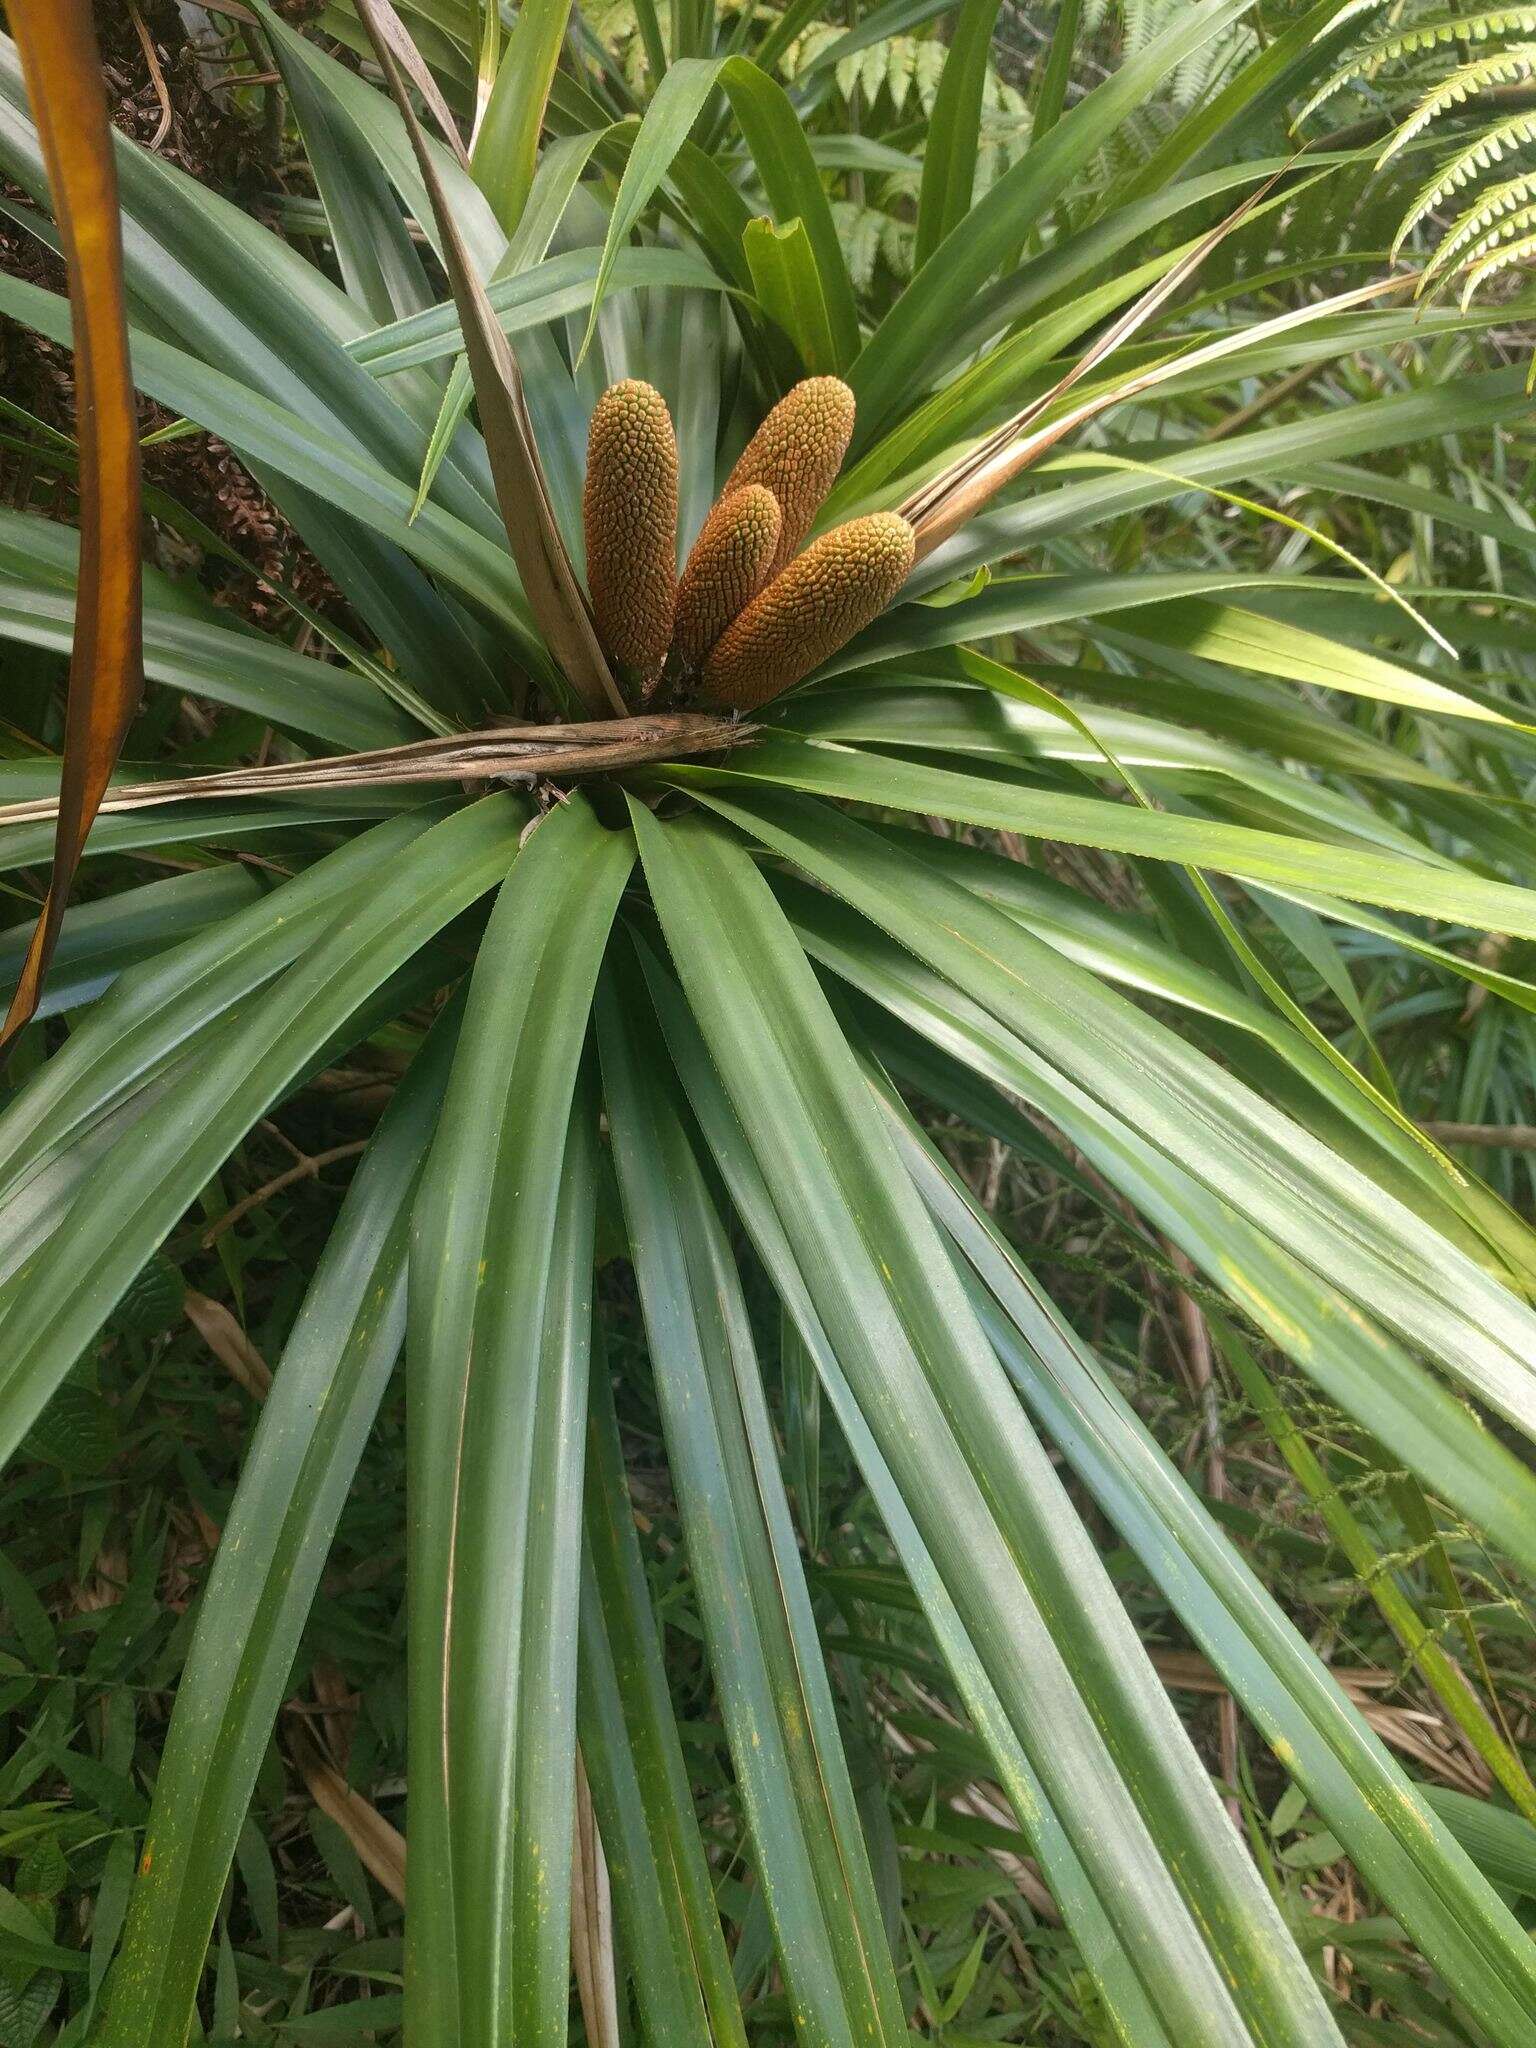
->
127, 1, 174, 150
201, 1141, 369, 1245
0, 712, 750, 826
1421, 1121, 1536, 1152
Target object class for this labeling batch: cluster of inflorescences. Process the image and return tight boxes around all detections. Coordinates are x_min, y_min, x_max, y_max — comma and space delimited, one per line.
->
582, 374, 914, 713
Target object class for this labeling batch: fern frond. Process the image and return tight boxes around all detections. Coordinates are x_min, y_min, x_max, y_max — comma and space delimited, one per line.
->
1297, 8, 1536, 126
1394, 106, 1536, 252
1419, 164, 1536, 280
1379, 43, 1536, 161
1435, 196, 1536, 288
1460, 219, 1536, 294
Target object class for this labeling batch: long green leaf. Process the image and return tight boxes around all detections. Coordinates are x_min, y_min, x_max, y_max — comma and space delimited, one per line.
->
784, 901, 1536, 1584
887, 1101, 1536, 2048
598, 941, 910, 2048
913, 0, 1004, 269
640, 949, 1174, 2048
664, 740, 1536, 940
848, 0, 1255, 439
632, 801, 1343, 2048
406, 793, 631, 2045
577, 56, 859, 369
0, 796, 523, 1463
101, 1003, 461, 2047
578, 1356, 750, 2048
689, 785, 1536, 1448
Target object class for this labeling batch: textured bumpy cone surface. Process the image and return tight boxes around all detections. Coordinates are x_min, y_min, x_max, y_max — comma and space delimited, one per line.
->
583, 379, 679, 680
699, 512, 915, 711
722, 376, 856, 575
670, 485, 783, 674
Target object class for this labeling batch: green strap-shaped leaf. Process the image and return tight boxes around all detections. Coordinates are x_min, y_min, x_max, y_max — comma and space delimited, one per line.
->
0, 268, 540, 655
0, 796, 525, 1465
690, 785, 1536, 1449
744, 216, 840, 375
0, 571, 417, 751
577, 55, 859, 369
888, 1106, 1536, 2046
0, 809, 442, 1219
835, 573, 1506, 727
578, 1349, 751, 2048
349, 246, 733, 378
631, 801, 1342, 2048
847, 0, 1255, 439
780, 890, 1536, 1584
639, 948, 1172, 2048
663, 739, 1536, 940
0, 867, 259, 1025
100, 1001, 462, 2048
471, 0, 575, 235
406, 793, 632, 2046
913, 365, 1536, 592
599, 943, 909, 2048
913, 0, 1004, 270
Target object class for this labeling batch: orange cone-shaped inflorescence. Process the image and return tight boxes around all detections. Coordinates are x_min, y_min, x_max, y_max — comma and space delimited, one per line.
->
698, 513, 916, 712
579, 374, 911, 714
721, 376, 856, 576
669, 485, 783, 676
582, 379, 678, 683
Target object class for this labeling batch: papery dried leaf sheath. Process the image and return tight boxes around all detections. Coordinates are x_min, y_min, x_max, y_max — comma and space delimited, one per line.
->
0, 0, 144, 1061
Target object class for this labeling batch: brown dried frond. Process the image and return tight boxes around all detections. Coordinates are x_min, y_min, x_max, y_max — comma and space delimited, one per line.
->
670, 484, 783, 675
722, 375, 855, 575
583, 379, 678, 682
699, 512, 914, 712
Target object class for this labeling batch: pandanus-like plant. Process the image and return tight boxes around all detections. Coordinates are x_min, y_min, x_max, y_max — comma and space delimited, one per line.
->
3, 0, 1536, 2044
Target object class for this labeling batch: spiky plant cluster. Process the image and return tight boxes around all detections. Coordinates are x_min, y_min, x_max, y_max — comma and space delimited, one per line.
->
581, 374, 911, 711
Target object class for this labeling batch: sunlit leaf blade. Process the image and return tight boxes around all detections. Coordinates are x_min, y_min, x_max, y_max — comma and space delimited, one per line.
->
406, 794, 632, 2044
576, 55, 859, 369
690, 785, 1536, 1448
631, 801, 1343, 2048
913, 0, 1003, 269
579, 1356, 750, 2048
640, 951, 1174, 2048
100, 1004, 461, 2047
0, 796, 524, 1462
848, 0, 1255, 438
0, 867, 260, 1025
0, 0, 142, 1058
665, 740, 1536, 940
598, 942, 911, 2048
472, 0, 575, 235
0, 810, 444, 1230
887, 1103, 1536, 2047
791, 912, 1536, 1585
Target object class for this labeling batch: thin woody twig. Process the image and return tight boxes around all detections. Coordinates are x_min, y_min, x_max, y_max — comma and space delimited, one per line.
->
0, 712, 749, 827
202, 1140, 369, 1244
